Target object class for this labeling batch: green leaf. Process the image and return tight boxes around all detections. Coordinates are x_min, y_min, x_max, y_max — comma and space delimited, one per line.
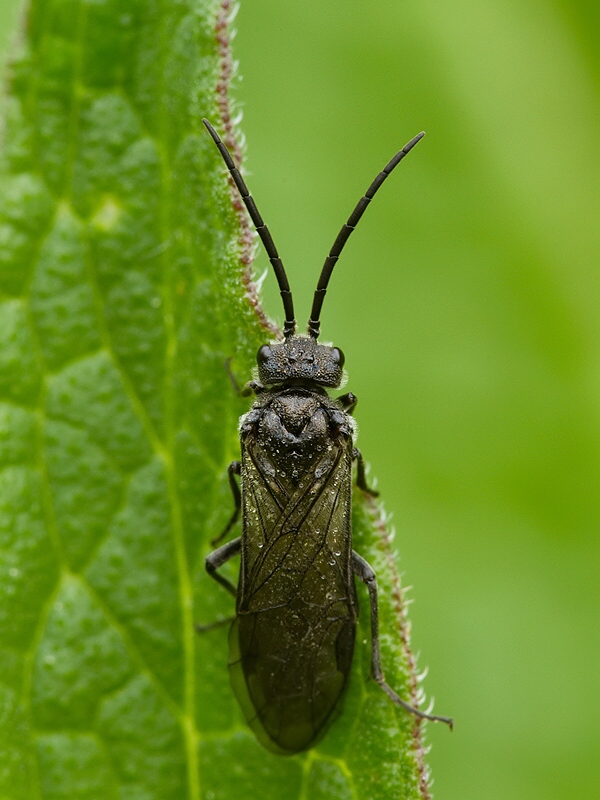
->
0, 0, 440, 797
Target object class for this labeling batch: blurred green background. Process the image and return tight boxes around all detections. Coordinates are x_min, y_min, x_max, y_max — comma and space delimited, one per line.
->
2, 0, 599, 797
233, 1, 600, 797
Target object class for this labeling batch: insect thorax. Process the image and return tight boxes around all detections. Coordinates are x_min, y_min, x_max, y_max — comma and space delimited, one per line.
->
241, 387, 354, 485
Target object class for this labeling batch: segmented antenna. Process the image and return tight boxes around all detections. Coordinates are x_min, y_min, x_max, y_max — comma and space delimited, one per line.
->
307, 131, 425, 339
203, 119, 296, 338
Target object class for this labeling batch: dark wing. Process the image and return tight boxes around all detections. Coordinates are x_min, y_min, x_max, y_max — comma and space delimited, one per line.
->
229, 432, 356, 754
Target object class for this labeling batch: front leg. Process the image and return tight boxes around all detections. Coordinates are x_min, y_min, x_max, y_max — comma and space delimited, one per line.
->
225, 358, 264, 397
338, 391, 357, 414
353, 447, 379, 497
338, 392, 378, 496
352, 550, 453, 729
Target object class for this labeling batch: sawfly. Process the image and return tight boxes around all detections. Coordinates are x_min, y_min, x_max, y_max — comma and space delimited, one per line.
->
201, 119, 453, 754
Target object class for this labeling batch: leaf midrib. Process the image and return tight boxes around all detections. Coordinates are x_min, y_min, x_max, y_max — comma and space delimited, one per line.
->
154, 1, 201, 798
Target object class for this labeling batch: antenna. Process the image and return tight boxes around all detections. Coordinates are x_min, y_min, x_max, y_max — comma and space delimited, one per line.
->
203, 119, 296, 338
307, 131, 425, 339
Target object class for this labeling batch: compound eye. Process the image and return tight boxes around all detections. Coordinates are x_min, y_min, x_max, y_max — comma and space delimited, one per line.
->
332, 347, 345, 369
257, 345, 271, 365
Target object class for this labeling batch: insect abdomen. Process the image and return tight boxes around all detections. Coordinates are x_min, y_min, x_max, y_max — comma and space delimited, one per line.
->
229, 589, 355, 753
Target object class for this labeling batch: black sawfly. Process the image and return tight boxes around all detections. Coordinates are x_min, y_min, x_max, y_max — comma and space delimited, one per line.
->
201, 119, 453, 755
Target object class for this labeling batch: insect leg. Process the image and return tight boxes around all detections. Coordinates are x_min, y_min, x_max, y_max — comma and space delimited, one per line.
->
353, 447, 379, 497
211, 461, 242, 546
205, 536, 241, 598
337, 391, 357, 414
195, 616, 236, 633
224, 358, 263, 397
352, 550, 453, 729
